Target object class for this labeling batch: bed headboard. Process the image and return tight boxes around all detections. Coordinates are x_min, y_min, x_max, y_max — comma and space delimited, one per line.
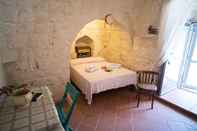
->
70, 57, 105, 65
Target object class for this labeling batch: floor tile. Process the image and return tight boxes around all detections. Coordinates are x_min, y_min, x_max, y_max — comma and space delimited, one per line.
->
69, 87, 197, 131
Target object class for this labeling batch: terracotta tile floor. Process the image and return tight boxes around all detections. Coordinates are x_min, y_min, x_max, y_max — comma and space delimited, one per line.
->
69, 87, 197, 131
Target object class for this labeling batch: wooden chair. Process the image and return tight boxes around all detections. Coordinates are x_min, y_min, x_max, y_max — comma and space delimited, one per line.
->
56, 82, 80, 131
136, 71, 159, 109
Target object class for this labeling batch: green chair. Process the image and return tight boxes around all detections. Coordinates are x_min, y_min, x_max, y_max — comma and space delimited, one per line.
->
56, 82, 80, 131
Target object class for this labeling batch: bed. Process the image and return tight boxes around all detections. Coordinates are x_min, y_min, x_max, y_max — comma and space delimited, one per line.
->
70, 57, 137, 104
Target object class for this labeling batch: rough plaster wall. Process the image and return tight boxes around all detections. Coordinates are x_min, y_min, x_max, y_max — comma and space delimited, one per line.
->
0, 0, 70, 91
70, 20, 107, 58
101, 23, 159, 70
103, 0, 162, 70
0, 0, 162, 91
70, 0, 162, 70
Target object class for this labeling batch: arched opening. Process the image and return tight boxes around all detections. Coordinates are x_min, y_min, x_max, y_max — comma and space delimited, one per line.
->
70, 19, 107, 59
69, 18, 132, 64
74, 35, 93, 58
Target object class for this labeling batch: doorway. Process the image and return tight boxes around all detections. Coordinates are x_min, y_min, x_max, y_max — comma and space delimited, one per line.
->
160, 23, 197, 115
181, 29, 197, 92
161, 23, 197, 94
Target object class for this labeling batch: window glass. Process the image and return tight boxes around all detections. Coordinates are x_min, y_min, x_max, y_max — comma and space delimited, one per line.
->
191, 39, 197, 61
186, 63, 197, 88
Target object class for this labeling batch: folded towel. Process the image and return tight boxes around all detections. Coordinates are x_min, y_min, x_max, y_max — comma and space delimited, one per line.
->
108, 63, 121, 70
85, 64, 98, 73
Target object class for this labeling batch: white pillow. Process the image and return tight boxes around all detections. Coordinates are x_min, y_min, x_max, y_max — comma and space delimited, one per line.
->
109, 63, 121, 69
70, 57, 105, 65
85, 64, 98, 73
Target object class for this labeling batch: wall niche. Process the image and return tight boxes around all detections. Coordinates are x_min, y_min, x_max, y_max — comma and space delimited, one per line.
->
75, 35, 93, 58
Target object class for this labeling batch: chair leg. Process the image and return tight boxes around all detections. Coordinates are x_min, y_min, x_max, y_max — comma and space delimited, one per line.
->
151, 93, 154, 109
137, 93, 140, 108
136, 92, 138, 99
149, 95, 152, 100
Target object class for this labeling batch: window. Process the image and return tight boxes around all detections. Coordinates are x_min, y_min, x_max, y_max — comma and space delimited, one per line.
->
181, 23, 197, 91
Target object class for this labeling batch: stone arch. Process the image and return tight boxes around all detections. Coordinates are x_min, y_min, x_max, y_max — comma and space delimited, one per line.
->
70, 19, 106, 59
69, 17, 133, 60
66, 13, 131, 49
75, 35, 93, 44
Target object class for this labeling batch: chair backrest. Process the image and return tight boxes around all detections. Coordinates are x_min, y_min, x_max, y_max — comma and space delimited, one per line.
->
137, 71, 159, 85
56, 82, 80, 128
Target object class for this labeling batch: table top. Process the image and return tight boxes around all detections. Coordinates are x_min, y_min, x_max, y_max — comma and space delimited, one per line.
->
0, 86, 64, 131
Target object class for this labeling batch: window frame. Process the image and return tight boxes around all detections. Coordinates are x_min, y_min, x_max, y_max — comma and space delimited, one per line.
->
181, 26, 197, 90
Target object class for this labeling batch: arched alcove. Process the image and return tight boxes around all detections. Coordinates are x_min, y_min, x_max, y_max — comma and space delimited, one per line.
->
74, 35, 94, 58
75, 35, 93, 45
70, 19, 111, 59
69, 18, 135, 68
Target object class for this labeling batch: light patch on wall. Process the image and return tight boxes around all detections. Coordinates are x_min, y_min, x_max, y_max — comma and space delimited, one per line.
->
70, 19, 132, 60
69, 17, 159, 71
70, 19, 112, 58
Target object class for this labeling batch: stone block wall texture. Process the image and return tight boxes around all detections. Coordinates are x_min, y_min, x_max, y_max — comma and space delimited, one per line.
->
0, 0, 162, 91
70, 19, 159, 70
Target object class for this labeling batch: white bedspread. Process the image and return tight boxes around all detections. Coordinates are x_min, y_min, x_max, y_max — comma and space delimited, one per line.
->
70, 57, 137, 104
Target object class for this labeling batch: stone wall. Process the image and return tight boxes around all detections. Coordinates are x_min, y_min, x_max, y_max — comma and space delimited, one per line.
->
70, 20, 107, 58
70, 5, 161, 70
100, 22, 159, 70
0, 0, 162, 91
